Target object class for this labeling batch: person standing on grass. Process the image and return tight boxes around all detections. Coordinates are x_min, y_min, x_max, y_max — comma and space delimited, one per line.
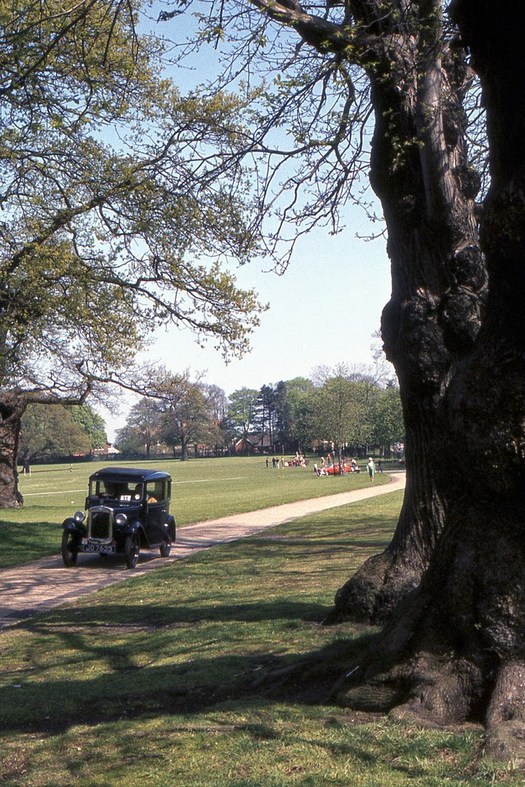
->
367, 457, 376, 481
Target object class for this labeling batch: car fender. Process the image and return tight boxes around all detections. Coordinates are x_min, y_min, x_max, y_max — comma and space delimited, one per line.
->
61, 517, 87, 540
62, 517, 80, 532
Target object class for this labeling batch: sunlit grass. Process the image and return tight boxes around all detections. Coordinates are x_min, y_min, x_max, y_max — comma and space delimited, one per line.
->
0, 456, 392, 568
1, 491, 514, 786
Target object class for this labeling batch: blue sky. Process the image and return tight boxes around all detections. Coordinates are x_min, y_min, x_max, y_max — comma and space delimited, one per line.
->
101, 209, 392, 441
152, 214, 390, 390
100, 8, 392, 441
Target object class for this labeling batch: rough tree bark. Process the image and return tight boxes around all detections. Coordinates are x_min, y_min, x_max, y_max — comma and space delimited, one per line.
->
0, 391, 94, 508
326, 0, 487, 623
333, 0, 525, 765
0, 393, 26, 507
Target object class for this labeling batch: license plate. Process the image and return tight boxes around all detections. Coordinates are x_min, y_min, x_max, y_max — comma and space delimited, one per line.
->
82, 541, 115, 554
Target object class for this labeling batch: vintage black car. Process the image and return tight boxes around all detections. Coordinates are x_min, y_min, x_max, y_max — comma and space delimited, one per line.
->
61, 467, 176, 569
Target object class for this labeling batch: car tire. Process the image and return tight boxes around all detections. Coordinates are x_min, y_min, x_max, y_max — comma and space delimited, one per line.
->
160, 542, 171, 557
61, 531, 78, 567
124, 533, 140, 569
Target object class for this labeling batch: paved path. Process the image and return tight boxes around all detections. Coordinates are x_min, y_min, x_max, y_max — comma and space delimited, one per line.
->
0, 473, 405, 630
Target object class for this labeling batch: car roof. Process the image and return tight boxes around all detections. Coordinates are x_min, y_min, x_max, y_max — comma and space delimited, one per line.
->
89, 467, 171, 483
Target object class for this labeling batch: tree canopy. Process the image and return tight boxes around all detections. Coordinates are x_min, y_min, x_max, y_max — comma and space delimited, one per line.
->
0, 0, 267, 505
1, 0, 265, 379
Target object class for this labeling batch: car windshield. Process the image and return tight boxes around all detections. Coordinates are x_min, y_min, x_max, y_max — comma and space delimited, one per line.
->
91, 479, 144, 501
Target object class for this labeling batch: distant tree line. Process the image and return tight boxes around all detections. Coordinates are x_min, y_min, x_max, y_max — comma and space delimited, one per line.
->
114, 365, 404, 460
16, 365, 403, 464
19, 405, 107, 465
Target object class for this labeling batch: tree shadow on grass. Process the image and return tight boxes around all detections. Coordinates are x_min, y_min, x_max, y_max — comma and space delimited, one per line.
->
37, 598, 332, 626
0, 507, 399, 736
0, 520, 60, 568
0, 628, 380, 735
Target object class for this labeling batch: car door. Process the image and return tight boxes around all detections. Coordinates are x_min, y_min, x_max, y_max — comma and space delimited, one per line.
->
144, 479, 170, 545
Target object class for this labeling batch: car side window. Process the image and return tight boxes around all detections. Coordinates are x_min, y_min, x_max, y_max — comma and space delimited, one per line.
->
146, 481, 166, 503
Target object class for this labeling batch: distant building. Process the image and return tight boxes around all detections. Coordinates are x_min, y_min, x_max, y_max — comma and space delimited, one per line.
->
233, 434, 272, 454
91, 443, 120, 459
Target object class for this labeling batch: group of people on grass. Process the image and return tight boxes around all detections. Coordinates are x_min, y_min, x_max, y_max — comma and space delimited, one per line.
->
266, 453, 309, 469
313, 456, 383, 478
266, 452, 383, 479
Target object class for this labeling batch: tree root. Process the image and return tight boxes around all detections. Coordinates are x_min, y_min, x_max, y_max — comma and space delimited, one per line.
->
324, 549, 424, 625
329, 605, 525, 769
485, 661, 525, 768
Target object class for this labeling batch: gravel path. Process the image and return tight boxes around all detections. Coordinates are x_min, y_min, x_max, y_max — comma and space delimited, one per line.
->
0, 472, 405, 630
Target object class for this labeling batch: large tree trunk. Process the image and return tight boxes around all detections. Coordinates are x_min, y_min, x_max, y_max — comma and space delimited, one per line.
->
329, 1, 486, 622
331, 400, 446, 621
0, 393, 26, 507
334, 0, 525, 765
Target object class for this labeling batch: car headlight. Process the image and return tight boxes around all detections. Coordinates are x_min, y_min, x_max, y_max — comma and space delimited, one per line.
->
115, 513, 128, 526
74, 511, 85, 523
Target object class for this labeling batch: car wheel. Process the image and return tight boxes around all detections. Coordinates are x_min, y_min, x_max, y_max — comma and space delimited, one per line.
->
160, 542, 171, 557
124, 533, 140, 569
61, 531, 78, 567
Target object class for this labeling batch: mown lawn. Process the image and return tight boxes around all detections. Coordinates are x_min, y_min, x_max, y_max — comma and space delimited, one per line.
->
0, 456, 391, 568
0, 489, 519, 786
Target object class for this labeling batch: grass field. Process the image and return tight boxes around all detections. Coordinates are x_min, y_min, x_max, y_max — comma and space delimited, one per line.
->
0, 456, 391, 569
0, 474, 521, 785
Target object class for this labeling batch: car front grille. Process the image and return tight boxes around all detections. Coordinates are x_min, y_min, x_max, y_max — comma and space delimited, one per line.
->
88, 509, 113, 540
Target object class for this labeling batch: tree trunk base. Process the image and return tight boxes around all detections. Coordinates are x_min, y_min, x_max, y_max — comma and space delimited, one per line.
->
333, 654, 525, 769
325, 549, 424, 625
485, 662, 525, 768
0, 495, 24, 508
330, 578, 525, 769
